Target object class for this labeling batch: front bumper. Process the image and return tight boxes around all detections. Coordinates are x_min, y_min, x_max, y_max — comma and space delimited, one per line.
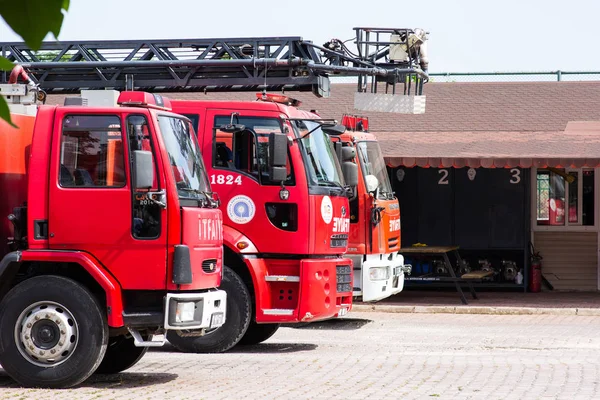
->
164, 290, 227, 330
246, 257, 353, 324
349, 252, 410, 302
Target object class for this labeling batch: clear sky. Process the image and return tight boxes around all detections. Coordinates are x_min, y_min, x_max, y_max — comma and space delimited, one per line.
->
1, 0, 599, 72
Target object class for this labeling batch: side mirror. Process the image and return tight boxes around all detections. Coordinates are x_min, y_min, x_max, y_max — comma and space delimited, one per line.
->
342, 161, 358, 187
270, 166, 288, 182
322, 124, 346, 136
268, 132, 288, 183
365, 174, 379, 193
133, 150, 154, 189
341, 146, 355, 162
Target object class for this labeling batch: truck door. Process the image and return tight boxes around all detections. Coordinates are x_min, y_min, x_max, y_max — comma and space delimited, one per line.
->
203, 109, 309, 254
48, 111, 169, 290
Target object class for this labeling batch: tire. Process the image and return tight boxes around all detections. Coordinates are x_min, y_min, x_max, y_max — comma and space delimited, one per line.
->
0, 275, 108, 388
238, 322, 280, 345
95, 335, 148, 374
167, 266, 251, 353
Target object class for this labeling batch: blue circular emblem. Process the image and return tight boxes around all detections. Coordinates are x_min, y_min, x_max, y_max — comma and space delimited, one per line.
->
227, 195, 256, 224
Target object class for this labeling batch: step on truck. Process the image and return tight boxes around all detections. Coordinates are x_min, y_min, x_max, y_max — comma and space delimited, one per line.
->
166, 93, 357, 352
0, 68, 226, 388
334, 115, 412, 302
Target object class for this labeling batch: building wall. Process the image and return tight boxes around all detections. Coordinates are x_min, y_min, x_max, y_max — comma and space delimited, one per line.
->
533, 232, 598, 290
392, 166, 530, 288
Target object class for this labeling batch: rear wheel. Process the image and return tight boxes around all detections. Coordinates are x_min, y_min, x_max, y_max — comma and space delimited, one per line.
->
167, 266, 251, 353
238, 321, 280, 345
0, 275, 108, 388
95, 335, 148, 374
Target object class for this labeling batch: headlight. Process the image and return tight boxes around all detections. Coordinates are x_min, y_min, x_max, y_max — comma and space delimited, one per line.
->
369, 266, 390, 281
175, 302, 196, 323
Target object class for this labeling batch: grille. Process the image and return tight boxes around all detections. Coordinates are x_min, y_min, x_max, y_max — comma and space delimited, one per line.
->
336, 265, 352, 293
330, 234, 349, 248
388, 236, 400, 248
202, 259, 218, 273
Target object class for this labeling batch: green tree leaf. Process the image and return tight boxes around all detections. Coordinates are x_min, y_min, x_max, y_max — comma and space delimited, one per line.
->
0, 0, 70, 50
0, 98, 16, 128
0, 56, 13, 71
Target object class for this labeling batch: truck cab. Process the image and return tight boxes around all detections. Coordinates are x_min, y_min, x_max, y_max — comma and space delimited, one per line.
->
334, 114, 411, 302
0, 80, 226, 388
168, 93, 356, 353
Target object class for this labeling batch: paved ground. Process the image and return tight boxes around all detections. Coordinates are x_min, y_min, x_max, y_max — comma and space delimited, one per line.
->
373, 289, 600, 309
1, 311, 600, 399
351, 290, 600, 316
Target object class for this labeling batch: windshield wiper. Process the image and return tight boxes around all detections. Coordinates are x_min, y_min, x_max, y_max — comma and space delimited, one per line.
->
179, 187, 205, 196
298, 125, 322, 140
318, 179, 344, 190
318, 179, 353, 198
378, 189, 391, 199
180, 188, 220, 208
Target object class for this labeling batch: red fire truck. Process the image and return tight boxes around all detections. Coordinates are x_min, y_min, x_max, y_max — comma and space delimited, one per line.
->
166, 93, 356, 352
0, 68, 226, 388
335, 115, 411, 302
1, 27, 428, 353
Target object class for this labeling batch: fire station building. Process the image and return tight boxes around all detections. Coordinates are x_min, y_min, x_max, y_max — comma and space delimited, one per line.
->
177, 81, 600, 291
295, 81, 600, 291
52, 81, 600, 291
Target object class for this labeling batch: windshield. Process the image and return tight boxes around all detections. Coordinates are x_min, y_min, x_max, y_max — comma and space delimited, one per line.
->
157, 115, 211, 201
356, 141, 394, 200
293, 120, 345, 187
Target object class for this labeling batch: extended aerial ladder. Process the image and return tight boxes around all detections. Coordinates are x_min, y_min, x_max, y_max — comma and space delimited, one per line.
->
0, 27, 429, 113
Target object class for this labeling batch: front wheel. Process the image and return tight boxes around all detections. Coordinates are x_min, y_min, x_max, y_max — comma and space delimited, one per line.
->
167, 266, 251, 353
0, 275, 108, 388
95, 335, 148, 374
238, 322, 280, 345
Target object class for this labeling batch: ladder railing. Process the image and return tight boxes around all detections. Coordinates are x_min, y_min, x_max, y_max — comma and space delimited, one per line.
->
1, 31, 428, 97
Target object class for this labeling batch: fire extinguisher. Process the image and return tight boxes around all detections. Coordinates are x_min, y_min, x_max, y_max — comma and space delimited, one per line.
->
529, 244, 543, 293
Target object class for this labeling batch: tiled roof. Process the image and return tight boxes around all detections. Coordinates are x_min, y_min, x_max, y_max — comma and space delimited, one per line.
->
153, 81, 600, 132
46, 81, 600, 164
47, 81, 600, 132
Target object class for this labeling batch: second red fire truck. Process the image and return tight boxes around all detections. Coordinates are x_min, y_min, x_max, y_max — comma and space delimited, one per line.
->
167, 93, 356, 352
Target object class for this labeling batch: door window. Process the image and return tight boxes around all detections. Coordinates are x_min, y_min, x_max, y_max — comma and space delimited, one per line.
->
127, 114, 162, 239
213, 116, 293, 185
60, 115, 125, 188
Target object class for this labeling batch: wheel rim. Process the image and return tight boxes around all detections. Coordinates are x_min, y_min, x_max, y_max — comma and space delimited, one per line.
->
14, 301, 79, 367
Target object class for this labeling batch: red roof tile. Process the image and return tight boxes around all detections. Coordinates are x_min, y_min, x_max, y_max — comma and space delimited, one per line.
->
46, 81, 600, 165
47, 81, 600, 133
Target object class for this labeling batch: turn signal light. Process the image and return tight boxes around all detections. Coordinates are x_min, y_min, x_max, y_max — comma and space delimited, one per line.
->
236, 241, 249, 250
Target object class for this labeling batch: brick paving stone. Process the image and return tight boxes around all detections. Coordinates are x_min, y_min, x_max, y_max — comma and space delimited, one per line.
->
1, 312, 600, 399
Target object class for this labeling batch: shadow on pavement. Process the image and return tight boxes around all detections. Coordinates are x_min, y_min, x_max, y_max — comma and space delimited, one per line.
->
0, 370, 178, 389
149, 343, 183, 353
150, 342, 318, 354
284, 317, 372, 330
85, 372, 178, 388
228, 343, 318, 353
